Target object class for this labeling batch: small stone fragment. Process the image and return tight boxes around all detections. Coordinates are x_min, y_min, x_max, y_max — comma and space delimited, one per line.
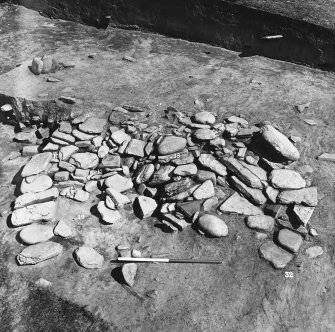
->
264, 186, 279, 204
54, 171, 70, 182
122, 263, 137, 287
59, 96, 76, 104
149, 165, 175, 185
111, 130, 131, 145
131, 249, 142, 258
306, 246, 323, 258
22, 145, 39, 156
72, 129, 97, 141
202, 196, 219, 211
52, 130, 75, 144
197, 214, 228, 237
304, 119, 317, 126
74, 247, 104, 269
99, 155, 121, 169
317, 153, 335, 162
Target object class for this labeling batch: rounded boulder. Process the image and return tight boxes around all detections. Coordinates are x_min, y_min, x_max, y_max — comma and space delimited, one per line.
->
197, 214, 228, 237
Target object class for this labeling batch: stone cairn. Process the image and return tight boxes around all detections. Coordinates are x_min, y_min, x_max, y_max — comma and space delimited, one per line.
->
6, 103, 318, 284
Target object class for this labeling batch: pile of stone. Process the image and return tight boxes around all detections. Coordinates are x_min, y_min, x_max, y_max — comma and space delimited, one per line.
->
8, 104, 318, 275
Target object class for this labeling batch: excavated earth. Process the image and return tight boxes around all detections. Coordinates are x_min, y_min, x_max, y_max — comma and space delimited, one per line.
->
1, 4, 335, 332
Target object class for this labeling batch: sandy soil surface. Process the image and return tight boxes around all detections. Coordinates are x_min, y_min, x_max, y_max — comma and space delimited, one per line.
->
0, 4, 335, 332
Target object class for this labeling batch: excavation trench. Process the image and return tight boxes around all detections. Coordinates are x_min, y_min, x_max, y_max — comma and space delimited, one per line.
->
4, 0, 335, 71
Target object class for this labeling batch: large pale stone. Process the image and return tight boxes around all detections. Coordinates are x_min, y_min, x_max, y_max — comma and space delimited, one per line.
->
97, 201, 122, 224
230, 176, 267, 205
69, 153, 99, 169
78, 118, 105, 134
246, 215, 274, 232
193, 180, 215, 200
111, 130, 131, 145
20, 224, 54, 244
59, 145, 79, 161
11, 201, 57, 227
219, 193, 263, 216
260, 124, 300, 161
17, 242, 63, 265
31, 57, 43, 75
157, 136, 187, 155
278, 229, 303, 253
174, 163, 197, 176
125, 139, 146, 157
278, 187, 317, 207
269, 169, 306, 189
20, 175, 53, 194
198, 154, 227, 177
54, 220, 72, 238
15, 187, 59, 209
21, 152, 52, 177
122, 263, 137, 287
193, 111, 216, 125
197, 214, 228, 237
259, 241, 294, 269
105, 174, 133, 192
133, 196, 158, 218
74, 247, 104, 269
193, 128, 217, 140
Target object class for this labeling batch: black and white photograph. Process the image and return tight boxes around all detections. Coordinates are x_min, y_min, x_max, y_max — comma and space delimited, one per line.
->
0, 1, 334, 331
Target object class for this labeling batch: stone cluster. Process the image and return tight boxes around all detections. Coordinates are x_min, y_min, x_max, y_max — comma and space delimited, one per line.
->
9, 105, 319, 277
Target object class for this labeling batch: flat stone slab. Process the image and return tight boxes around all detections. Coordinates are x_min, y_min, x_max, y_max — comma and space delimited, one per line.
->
157, 136, 187, 155
20, 174, 53, 194
246, 215, 275, 232
219, 192, 263, 216
15, 187, 59, 209
278, 187, 318, 206
259, 241, 294, 269
11, 201, 58, 227
269, 169, 306, 189
21, 152, 52, 177
17, 241, 63, 265
78, 118, 105, 134
20, 224, 54, 244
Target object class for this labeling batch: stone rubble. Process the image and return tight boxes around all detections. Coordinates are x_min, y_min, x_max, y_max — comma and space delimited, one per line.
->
4, 103, 321, 271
